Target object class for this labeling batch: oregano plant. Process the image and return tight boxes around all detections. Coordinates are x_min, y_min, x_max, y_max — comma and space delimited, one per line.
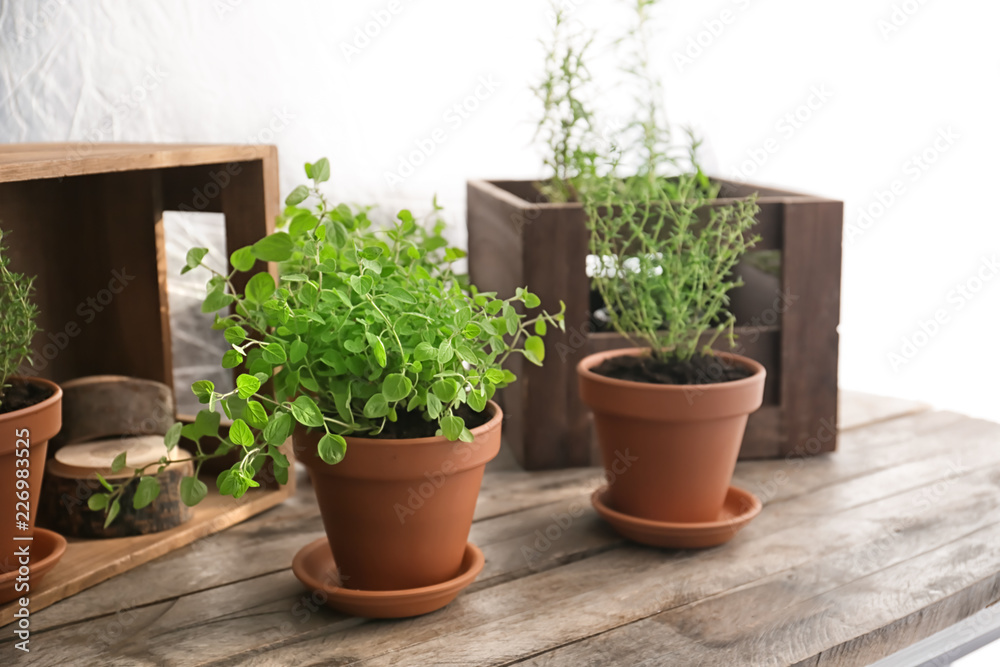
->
0, 228, 39, 408
91, 159, 564, 521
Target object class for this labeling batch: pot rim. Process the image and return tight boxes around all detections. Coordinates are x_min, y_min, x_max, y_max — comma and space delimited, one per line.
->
310, 400, 503, 447
577, 347, 765, 393
0, 376, 63, 423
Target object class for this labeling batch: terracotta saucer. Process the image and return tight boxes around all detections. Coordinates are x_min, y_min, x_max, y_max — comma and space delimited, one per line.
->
292, 539, 484, 618
0, 528, 68, 604
592, 485, 762, 549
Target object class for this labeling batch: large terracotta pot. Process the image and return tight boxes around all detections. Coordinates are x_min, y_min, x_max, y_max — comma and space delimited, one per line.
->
294, 401, 502, 591
578, 349, 765, 523
0, 377, 62, 574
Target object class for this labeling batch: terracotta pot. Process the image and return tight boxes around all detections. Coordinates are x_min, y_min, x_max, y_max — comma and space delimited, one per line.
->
578, 349, 765, 523
294, 401, 502, 591
0, 377, 63, 575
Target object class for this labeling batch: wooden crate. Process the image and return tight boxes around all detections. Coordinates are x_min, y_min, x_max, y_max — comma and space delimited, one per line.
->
467, 179, 843, 469
0, 144, 294, 615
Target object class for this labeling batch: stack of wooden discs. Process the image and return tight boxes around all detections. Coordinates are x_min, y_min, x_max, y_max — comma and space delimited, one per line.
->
37, 376, 196, 539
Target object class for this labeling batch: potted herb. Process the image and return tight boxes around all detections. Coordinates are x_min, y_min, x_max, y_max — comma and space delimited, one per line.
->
0, 229, 63, 574
98, 160, 562, 608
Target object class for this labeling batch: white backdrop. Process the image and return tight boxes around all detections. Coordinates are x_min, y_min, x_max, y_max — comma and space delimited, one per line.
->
1, 0, 998, 425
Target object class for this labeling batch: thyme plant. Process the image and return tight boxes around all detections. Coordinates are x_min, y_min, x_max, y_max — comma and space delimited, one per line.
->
91, 160, 564, 524
533, 0, 760, 365
0, 229, 39, 407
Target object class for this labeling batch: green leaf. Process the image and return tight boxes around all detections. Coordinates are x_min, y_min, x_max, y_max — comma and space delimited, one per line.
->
485, 368, 505, 384
414, 341, 436, 362
229, 418, 254, 447
201, 289, 235, 313
230, 246, 256, 272
262, 342, 287, 364
349, 274, 373, 296
245, 400, 268, 429
263, 412, 293, 445
523, 291, 541, 308
363, 393, 389, 418
440, 415, 464, 441
164, 422, 183, 451
286, 185, 309, 206
222, 349, 243, 369
252, 232, 294, 262
289, 340, 308, 363
291, 395, 324, 427
368, 333, 387, 368
524, 335, 545, 365
133, 476, 161, 510
387, 287, 415, 304
184, 247, 208, 273
456, 344, 478, 365
382, 373, 413, 402
111, 451, 127, 474
503, 305, 519, 335
468, 387, 487, 412
432, 378, 459, 403
180, 477, 209, 507
88, 493, 109, 511
224, 326, 247, 345
236, 374, 261, 399
534, 319, 548, 336
437, 340, 454, 364
245, 272, 276, 304
317, 433, 347, 464
104, 499, 121, 528
312, 157, 331, 184
426, 393, 443, 419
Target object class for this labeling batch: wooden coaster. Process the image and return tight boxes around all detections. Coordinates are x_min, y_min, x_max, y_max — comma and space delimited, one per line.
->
38, 439, 195, 539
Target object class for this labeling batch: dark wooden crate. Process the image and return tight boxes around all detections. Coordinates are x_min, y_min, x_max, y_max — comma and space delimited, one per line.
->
467, 179, 843, 469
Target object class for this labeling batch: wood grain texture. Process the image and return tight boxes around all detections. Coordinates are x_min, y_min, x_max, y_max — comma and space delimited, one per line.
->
3, 395, 992, 667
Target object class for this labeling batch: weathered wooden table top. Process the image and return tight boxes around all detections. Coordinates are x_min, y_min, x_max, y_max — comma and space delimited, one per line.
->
5, 391, 1000, 666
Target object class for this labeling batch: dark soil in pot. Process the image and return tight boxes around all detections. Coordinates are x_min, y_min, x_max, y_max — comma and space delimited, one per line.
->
369, 403, 490, 440
0, 379, 55, 414
591, 352, 753, 385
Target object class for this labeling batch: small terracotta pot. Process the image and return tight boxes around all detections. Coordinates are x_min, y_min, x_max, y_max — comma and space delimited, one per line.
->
578, 349, 765, 523
0, 377, 63, 574
294, 401, 502, 591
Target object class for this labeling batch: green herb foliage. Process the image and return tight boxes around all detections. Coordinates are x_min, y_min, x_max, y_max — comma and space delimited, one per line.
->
534, 0, 760, 362
92, 160, 564, 518
0, 229, 39, 406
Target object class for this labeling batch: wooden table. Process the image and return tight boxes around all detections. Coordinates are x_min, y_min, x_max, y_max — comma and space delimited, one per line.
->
4, 391, 1000, 666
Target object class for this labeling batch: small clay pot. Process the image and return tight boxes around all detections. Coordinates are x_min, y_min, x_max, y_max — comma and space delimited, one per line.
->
294, 401, 502, 591
578, 349, 765, 523
0, 377, 63, 575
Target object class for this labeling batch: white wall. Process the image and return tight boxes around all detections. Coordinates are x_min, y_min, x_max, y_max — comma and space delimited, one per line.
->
1, 0, 998, 423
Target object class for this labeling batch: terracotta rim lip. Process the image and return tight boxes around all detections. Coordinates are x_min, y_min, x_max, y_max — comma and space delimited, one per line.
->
591, 485, 762, 531
0, 376, 62, 421
577, 347, 765, 392
0, 528, 68, 583
292, 539, 485, 600
305, 400, 503, 447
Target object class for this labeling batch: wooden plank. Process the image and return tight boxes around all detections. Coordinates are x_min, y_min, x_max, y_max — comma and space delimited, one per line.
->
0, 476, 293, 628
57, 413, 989, 667
780, 199, 843, 456
0, 143, 274, 183
839, 390, 930, 431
